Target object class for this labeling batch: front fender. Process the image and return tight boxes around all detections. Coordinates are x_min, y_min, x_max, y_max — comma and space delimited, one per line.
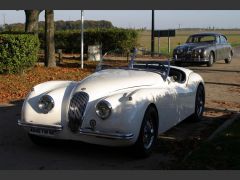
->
81, 89, 156, 143
21, 81, 76, 127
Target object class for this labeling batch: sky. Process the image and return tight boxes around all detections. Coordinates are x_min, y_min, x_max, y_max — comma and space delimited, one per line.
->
0, 10, 239, 29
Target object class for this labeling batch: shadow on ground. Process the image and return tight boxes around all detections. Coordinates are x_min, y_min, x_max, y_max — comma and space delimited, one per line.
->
0, 99, 236, 169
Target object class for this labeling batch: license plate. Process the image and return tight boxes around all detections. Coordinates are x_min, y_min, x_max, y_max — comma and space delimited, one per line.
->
30, 127, 55, 135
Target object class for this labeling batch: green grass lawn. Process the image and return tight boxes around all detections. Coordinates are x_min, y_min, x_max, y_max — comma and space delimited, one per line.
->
179, 116, 240, 169
137, 29, 240, 56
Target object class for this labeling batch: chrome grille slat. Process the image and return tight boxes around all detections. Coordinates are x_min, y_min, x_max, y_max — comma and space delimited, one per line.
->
68, 91, 89, 132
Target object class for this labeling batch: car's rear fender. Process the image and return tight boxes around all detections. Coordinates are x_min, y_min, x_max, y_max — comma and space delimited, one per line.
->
186, 72, 205, 107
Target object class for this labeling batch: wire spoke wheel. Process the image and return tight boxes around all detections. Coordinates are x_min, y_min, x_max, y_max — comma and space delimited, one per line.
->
196, 87, 204, 117
143, 117, 155, 150
194, 84, 205, 121
134, 106, 158, 157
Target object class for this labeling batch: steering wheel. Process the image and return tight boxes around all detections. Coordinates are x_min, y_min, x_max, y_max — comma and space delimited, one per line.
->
158, 63, 167, 71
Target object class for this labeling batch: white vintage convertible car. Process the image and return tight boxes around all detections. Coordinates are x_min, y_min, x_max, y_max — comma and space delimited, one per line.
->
18, 54, 205, 156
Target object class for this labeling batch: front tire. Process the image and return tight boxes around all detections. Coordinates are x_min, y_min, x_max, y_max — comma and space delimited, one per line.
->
224, 51, 232, 64
134, 106, 158, 157
207, 52, 214, 67
192, 84, 205, 122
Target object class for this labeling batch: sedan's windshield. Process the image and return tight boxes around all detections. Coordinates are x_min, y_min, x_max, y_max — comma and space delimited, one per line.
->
186, 35, 216, 44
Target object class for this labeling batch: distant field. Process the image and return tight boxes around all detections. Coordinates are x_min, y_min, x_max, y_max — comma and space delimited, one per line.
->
137, 29, 240, 56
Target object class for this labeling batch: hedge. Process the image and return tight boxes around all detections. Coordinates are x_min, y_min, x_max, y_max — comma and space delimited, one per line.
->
39, 28, 138, 54
0, 34, 40, 74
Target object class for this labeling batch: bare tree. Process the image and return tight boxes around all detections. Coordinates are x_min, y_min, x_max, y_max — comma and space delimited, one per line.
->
24, 10, 42, 33
44, 10, 56, 67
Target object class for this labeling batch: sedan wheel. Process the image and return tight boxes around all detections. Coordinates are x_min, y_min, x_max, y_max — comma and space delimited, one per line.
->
225, 52, 232, 64
192, 84, 205, 121
134, 106, 158, 157
207, 52, 214, 67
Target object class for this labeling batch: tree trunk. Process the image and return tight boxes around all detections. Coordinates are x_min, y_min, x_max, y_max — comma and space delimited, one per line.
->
45, 10, 56, 67
24, 10, 42, 33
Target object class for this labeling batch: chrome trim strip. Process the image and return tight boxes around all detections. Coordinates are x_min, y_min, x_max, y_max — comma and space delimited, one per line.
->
173, 58, 209, 62
78, 129, 134, 140
18, 120, 133, 140
17, 120, 63, 131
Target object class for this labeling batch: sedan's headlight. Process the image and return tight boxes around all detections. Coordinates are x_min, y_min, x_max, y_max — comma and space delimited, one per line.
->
194, 48, 205, 54
38, 95, 54, 114
96, 100, 112, 119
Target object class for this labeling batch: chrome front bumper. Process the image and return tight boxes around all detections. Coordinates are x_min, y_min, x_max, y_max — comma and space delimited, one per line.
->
173, 55, 209, 62
18, 120, 134, 140
78, 129, 133, 140
18, 120, 63, 135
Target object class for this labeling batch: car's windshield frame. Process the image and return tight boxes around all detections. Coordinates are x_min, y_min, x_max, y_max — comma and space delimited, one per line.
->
96, 49, 170, 81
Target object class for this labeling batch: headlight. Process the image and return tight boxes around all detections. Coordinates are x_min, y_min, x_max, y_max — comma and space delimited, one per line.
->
96, 100, 112, 119
203, 50, 207, 56
38, 95, 54, 114
194, 48, 204, 54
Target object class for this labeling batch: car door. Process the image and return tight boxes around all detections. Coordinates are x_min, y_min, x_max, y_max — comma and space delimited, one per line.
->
214, 36, 223, 60
155, 81, 179, 133
174, 82, 194, 122
220, 35, 228, 59
222, 36, 232, 58
165, 77, 194, 125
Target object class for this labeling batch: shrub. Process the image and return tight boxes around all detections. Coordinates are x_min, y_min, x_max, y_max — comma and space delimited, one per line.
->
39, 28, 138, 54
0, 33, 40, 74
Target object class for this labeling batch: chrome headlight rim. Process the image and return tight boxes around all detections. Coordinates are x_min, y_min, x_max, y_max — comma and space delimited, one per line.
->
95, 100, 112, 120
194, 48, 205, 55
38, 95, 54, 114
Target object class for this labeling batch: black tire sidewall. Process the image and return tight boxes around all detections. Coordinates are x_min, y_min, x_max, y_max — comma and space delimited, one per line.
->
225, 52, 232, 64
207, 52, 214, 67
193, 84, 205, 121
134, 106, 158, 157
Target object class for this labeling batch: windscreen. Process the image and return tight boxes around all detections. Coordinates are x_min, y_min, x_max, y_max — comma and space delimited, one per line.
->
186, 35, 216, 43
96, 48, 170, 80
95, 50, 129, 71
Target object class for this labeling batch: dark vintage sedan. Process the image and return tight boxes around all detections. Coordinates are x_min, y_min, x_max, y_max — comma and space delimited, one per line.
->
173, 32, 233, 66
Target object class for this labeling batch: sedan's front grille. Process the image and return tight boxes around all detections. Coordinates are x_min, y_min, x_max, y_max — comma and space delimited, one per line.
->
68, 91, 89, 132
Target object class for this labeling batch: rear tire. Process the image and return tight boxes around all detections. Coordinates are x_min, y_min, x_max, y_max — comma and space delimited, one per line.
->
207, 52, 214, 67
192, 84, 205, 122
134, 106, 158, 157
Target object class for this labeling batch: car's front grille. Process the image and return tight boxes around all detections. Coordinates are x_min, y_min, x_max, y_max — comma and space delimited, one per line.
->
68, 91, 89, 132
